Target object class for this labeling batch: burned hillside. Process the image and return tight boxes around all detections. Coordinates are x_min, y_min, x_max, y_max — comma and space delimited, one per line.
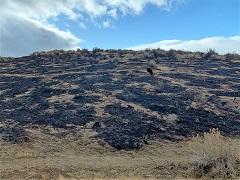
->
0, 49, 240, 150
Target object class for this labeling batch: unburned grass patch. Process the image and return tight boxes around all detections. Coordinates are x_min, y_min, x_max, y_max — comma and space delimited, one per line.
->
188, 128, 240, 178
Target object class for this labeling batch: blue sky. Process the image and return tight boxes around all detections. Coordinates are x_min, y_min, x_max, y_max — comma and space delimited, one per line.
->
66, 0, 239, 49
0, 0, 239, 56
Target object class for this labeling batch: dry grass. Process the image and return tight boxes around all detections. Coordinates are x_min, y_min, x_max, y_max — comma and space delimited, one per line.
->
189, 128, 240, 178
1, 127, 239, 179
0, 126, 191, 179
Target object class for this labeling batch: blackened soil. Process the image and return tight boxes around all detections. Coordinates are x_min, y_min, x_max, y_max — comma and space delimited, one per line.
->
0, 50, 240, 150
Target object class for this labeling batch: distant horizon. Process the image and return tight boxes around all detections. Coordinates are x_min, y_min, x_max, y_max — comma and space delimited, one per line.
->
2, 46, 240, 58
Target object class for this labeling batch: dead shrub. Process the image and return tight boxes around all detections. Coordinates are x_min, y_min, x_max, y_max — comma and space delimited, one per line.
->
167, 49, 177, 60
189, 128, 240, 178
204, 49, 218, 59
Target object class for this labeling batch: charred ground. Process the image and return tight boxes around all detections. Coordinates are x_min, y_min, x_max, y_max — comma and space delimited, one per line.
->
0, 49, 240, 150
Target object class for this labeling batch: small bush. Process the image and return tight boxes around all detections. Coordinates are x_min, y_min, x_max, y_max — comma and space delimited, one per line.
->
204, 49, 218, 59
166, 49, 177, 60
148, 59, 157, 68
189, 128, 240, 178
92, 47, 103, 54
225, 53, 240, 60
81, 48, 89, 53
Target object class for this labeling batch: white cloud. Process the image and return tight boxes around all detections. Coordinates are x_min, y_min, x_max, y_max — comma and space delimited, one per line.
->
0, 0, 177, 20
0, 0, 180, 57
103, 20, 111, 28
102, 0, 171, 15
128, 36, 240, 54
0, 13, 81, 57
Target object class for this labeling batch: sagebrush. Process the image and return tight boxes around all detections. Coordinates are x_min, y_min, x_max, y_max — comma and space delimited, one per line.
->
189, 128, 240, 178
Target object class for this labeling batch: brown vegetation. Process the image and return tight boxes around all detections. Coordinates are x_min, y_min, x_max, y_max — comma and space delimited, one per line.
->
189, 129, 240, 178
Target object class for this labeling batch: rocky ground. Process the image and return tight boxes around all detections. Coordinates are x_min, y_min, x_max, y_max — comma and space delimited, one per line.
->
0, 49, 240, 178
